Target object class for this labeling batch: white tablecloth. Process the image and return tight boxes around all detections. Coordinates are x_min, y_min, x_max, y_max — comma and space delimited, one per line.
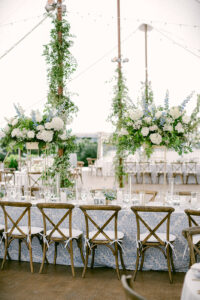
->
181, 268, 200, 300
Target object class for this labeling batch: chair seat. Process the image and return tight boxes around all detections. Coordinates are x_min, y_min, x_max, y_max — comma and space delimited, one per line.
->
89, 230, 124, 241
193, 234, 200, 245
46, 228, 82, 239
8, 226, 43, 236
140, 232, 176, 243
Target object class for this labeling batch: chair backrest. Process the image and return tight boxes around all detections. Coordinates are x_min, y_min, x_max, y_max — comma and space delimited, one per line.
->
131, 206, 174, 245
171, 162, 182, 172
36, 203, 74, 240
0, 170, 15, 185
185, 162, 197, 173
79, 205, 121, 242
0, 201, 32, 238
124, 162, 137, 174
28, 172, 42, 188
184, 209, 200, 227
182, 226, 200, 265
86, 158, 96, 166
133, 191, 157, 202
154, 161, 165, 173
139, 162, 150, 172
121, 275, 146, 300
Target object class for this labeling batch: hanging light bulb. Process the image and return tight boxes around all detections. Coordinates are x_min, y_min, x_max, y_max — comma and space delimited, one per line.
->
45, 0, 56, 12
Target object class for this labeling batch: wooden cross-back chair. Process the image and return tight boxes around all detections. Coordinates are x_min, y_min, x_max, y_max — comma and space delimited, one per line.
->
0, 169, 15, 187
124, 162, 138, 184
138, 162, 152, 184
121, 275, 147, 300
79, 205, 126, 279
182, 226, 200, 266
185, 162, 198, 184
36, 203, 84, 276
133, 191, 158, 202
154, 161, 167, 184
28, 171, 42, 196
0, 201, 44, 272
171, 162, 184, 184
184, 209, 200, 264
131, 206, 175, 283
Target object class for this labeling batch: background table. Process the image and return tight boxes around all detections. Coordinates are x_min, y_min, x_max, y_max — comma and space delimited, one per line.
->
181, 268, 200, 300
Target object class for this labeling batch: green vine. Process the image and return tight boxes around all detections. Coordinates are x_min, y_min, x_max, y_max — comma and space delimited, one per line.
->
108, 68, 131, 187
43, 12, 78, 187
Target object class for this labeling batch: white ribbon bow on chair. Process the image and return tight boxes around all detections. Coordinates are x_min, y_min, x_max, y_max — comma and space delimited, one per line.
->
110, 239, 124, 253
39, 233, 49, 248
165, 241, 177, 259
64, 237, 73, 248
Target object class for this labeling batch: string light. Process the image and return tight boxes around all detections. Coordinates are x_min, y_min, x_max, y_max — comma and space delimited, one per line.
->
0, 14, 44, 28
154, 27, 200, 59
0, 15, 48, 62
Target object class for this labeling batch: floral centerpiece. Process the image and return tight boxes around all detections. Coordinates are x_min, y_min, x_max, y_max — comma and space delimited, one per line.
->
117, 91, 200, 158
0, 104, 69, 151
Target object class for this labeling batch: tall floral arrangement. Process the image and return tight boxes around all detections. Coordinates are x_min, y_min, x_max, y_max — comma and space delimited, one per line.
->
0, 105, 69, 151
118, 86, 200, 158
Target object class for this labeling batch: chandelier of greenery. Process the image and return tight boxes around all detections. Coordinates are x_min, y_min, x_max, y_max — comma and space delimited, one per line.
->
108, 67, 131, 187
118, 82, 200, 158
43, 12, 78, 187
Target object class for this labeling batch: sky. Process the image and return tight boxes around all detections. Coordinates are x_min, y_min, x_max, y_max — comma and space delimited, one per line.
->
0, 0, 200, 133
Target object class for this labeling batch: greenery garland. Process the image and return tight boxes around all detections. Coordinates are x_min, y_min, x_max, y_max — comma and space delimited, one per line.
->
43, 12, 78, 187
108, 68, 131, 186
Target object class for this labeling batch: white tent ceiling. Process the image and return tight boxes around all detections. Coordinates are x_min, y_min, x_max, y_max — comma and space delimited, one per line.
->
0, 0, 200, 133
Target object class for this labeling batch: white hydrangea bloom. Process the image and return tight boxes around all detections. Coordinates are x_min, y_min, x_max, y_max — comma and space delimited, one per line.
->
11, 118, 18, 126
129, 110, 143, 121
0, 131, 5, 138
144, 117, 151, 124
27, 131, 35, 139
45, 122, 52, 130
170, 107, 182, 119
182, 115, 190, 124
51, 117, 64, 131
4, 125, 10, 133
150, 133, 162, 145
149, 125, 158, 131
36, 130, 54, 142
165, 117, 173, 124
37, 125, 44, 131
163, 124, 173, 132
11, 128, 21, 137
141, 127, 149, 136
175, 122, 184, 133
155, 111, 162, 119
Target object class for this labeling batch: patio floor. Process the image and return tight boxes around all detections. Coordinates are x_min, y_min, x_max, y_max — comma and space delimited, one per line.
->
0, 260, 185, 300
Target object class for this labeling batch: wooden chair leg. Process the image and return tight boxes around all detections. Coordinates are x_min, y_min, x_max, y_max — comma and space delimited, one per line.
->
69, 240, 75, 277
195, 175, 198, 184
140, 250, 145, 271
1, 238, 8, 270
82, 245, 89, 278
39, 243, 47, 274
76, 238, 85, 265
119, 246, 126, 272
169, 247, 175, 273
54, 242, 58, 265
18, 239, 22, 261
28, 237, 33, 273
114, 242, 120, 280
133, 249, 140, 281
166, 246, 173, 283
186, 175, 188, 184
37, 235, 49, 264
90, 247, 95, 269
3, 239, 11, 260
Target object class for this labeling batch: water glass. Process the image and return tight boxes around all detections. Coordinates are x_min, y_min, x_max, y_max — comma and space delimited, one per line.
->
191, 192, 197, 207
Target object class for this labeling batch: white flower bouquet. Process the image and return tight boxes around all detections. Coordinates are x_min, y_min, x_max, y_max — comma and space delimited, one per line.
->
117, 93, 200, 157
0, 104, 69, 151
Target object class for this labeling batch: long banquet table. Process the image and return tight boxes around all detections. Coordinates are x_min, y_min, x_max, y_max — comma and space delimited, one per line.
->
0, 200, 195, 272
